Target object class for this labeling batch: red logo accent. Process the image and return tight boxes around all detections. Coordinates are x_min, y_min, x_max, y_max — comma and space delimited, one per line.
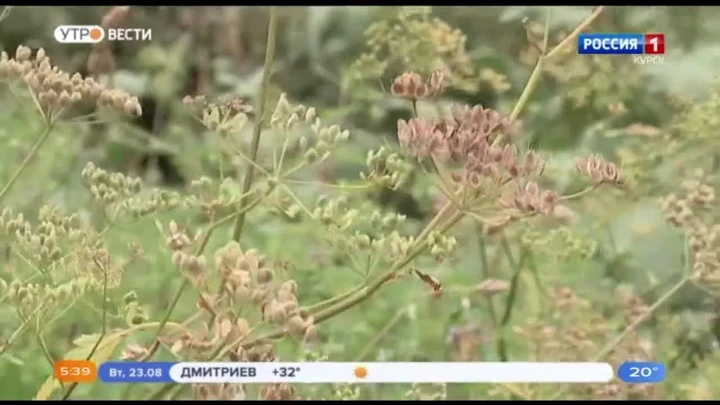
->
644, 33, 664, 54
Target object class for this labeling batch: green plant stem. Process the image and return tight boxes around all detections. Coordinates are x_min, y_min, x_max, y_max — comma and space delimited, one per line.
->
561, 183, 601, 200
314, 208, 464, 323
254, 208, 464, 345
231, 6, 279, 242
493, 6, 605, 147
498, 238, 527, 327
302, 283, 368, 313
474, 225, 499, 327
0, 123, 53, 204
495, 238, 528, 362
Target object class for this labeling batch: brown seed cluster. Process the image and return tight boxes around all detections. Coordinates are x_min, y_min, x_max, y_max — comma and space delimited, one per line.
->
0, 46, 141, 120
397, 104, 516, 160
171, 241, 316, 357
661, 178, 720, 288
575, 154, 623, 185
216, 243, 316, 340
163, 240, 318, 386
391, 69, 449, 101
396, 102, 559, 218
510, 285, 657, 400
500, 181, 559, 215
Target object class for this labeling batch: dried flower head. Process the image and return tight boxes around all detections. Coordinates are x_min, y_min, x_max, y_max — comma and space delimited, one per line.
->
1, 45, 141, 120
391, 69, 450, 101
575, 154, 623, 185
397, 104, 515, 161
391, 72, 428, 100
501, 181, 559, 215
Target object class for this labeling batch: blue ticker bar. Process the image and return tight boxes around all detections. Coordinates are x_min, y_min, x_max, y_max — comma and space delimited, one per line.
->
577, 33, 644, 55
99, 361, 176, 383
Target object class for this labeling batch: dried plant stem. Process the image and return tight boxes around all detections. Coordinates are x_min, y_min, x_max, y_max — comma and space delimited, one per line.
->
493, 6, 605, 147
551, 272, 690, 400
0, 123, 54, 204
545, 6, 605, 60
593, 277, 688, 362
231, 6, 279, 242
0, 6, 13, 24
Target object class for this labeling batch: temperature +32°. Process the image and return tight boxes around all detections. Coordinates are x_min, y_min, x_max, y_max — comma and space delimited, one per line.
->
272, 366, 300, 378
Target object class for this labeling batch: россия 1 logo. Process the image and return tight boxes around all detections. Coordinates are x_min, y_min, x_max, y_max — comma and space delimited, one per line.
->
54, 25, 152, 43
577, 32, 665, 65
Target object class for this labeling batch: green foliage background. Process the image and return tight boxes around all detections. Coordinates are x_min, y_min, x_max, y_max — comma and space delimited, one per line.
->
2, 5, 720, 400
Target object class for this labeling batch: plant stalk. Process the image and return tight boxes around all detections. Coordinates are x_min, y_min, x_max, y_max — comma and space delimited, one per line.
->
231, 7, 279, 242
0, 124, 53, 204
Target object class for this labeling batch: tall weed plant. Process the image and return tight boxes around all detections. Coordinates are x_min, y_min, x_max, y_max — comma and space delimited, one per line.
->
1, 6, 719, 400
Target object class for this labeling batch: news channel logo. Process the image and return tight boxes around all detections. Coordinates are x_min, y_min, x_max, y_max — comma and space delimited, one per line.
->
576, 33, 665, 55
54, 25, 104, 43
54, 25, 152, 43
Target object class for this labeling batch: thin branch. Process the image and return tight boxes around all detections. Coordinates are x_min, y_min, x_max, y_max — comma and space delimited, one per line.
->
231, 7, 280, 241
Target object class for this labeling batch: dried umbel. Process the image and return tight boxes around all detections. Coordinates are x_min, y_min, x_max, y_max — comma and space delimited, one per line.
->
0, 46, 141, 120
397, 104, 519, 162
501, 181, 559, 215
397, 103, 547, 192
166, 240, 316, 365
661, 177, 720, 289
575, 154, 623, 185
391, 69, 449, 101
508, 285, 657, 400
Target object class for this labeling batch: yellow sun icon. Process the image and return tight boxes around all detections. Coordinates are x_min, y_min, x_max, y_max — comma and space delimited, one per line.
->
353, 366, 368, 379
